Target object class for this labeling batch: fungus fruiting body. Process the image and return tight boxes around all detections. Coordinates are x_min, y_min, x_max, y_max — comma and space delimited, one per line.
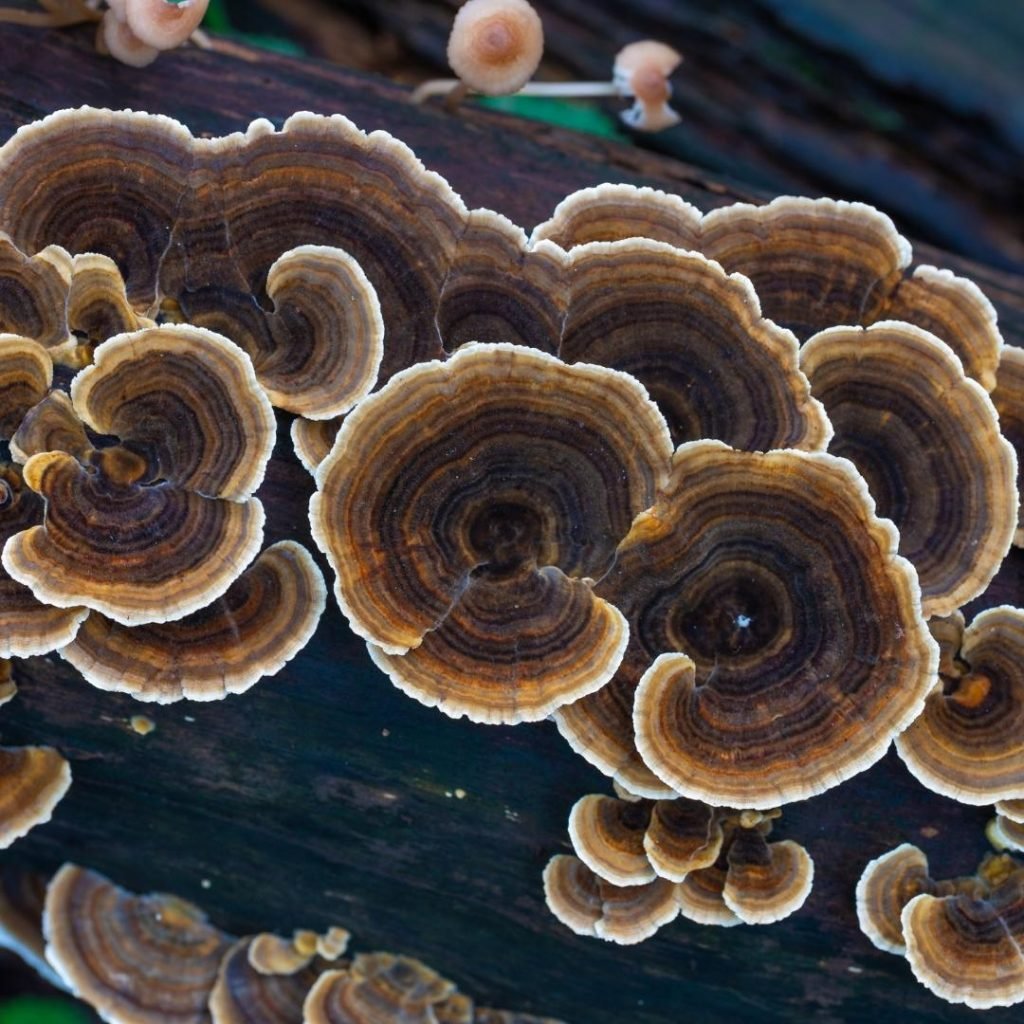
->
613, 41, 684, 132
0, 744, 71, 848
446, 0, 544, 96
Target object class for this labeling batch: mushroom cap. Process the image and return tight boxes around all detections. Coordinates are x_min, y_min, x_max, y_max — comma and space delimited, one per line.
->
625, 441, 935, 808
61, 541, 326, 703
446, 0, 544, 96
43, 864, 234, 1024
721, 828, 813, 925
560, 240, 831, 450
291, 416, 341, 478
247, 931, 316, 976
1, 462, 87, 658
992, 345, 1024, 546
801, 322, 1016, 618
66, 251, 151, 362
675, 864, 742, 928
643, 797, 723, 882
8, 391, 92, 466
542, 854, 678, 945
311, 342, 671, 723
97, 9, 160, 67
902, 865, 1024, 1009
3, 450, 265, 626
887, 265, 1003, 393
856, 843, 936, 955
699, 197, 911, 339
896, 606, 1024, 804
71, 325, 275, 501
529, 184, 701, 251
125, 0, 208, 50
303, 953, 456, 1024
209, 936, 323, 1024
567, 794, 655, 887
928, 611, 966, 679
0, 745, 71, 848
0, 233, 73, 357
0, 334, 52, 438
613, 40, 684, 92
998, 800, 1024, 825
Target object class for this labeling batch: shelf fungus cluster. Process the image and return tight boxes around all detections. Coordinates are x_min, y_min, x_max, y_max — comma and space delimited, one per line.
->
0, 106, 1022, 1010
545, 796, 812, 943
2, 862, 565, 1023
857, 843, 1024, 1008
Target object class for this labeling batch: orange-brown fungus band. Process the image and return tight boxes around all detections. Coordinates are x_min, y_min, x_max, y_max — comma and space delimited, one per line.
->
0, 745, 71, 848
0, 335, 51, 439
992, 346, 1024, 546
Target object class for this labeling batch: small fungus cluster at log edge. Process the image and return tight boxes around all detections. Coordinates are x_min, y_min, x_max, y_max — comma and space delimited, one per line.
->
0, 103, 1022, 1013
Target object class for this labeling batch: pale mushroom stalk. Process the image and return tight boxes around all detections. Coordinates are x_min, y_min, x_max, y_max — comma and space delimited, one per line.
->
411, 78, 620, 103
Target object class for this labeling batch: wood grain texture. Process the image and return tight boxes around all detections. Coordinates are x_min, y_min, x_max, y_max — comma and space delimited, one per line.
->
0, 24, 1023, 1024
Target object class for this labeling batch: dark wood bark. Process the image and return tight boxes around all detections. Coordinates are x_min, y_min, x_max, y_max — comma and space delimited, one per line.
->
0, 22, 1023, 1024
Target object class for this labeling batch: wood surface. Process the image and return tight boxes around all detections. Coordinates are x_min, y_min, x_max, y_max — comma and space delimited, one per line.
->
0, 22, 1023, 1024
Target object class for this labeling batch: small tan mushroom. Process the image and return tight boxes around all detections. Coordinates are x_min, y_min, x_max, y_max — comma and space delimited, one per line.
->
0, 233, 73, 358
897, 606, 1024, 804
721, 827, 813, 925
303, 953, 456, 1023
902, 859, 1024, 1009
248, 930, 316, 976
312, 342, 672, 724
447, 0, 544, 96
542, 854, 678, 945
97, 8, 160, 67
0, 745, 71, 848
210, 935, 324, 1024
992, 345, 1024, 546
0, 335, 52, 439
44, 863, 234, 1024
613, 41, 683, 132
801, 322, 1016, 618
0, 868, 65, 989
643, 797, 723, 882
856, 843, 938, 955
124, 0, 209, 50
567, 794, 655, 887
61, 541, 326, 703
675, 864, 741, 928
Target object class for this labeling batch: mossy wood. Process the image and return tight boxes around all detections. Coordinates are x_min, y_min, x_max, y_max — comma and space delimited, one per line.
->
1, 25, 1023, 1024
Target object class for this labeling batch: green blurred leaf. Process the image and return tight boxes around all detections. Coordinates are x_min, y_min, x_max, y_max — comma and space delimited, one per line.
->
475, 96, 623, 139
0, 997, 92, 1024
200, 0, 306, 56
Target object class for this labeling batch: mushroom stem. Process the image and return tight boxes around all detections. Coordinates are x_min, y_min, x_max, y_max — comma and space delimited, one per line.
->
412, 77, 620, 103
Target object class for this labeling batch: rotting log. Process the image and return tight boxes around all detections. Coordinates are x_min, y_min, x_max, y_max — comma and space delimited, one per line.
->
0, 23, 1022, 1024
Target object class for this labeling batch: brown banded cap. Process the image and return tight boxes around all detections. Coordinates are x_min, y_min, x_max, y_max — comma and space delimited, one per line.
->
311, 342, 671, 724
567, 794, 655, 887
643, 797, 723, 882
542, 854, 678, 945
0, 658, 15, 705
435, 992, 474, 1024
0, 868, 65, 989
802, 322, 1016, 617
8, 391, 92, 466
856, 843, 938, 955
675, 864, 741, 928
560, 240, 831, 450
1, 462, 87, 657
897, 606, 1024, 804
210, 936, 322, 1024
902, 859, 1024, 1009
0, 745, 71, 848
247, 931, 316, 976
722, 827, 813, 925
44, 863, 234, 1024
446, 0, 544, 96
291, 417, 341, 478
303, 953, 455, 1024
619, 441, 934, 808
992, 346, 1024, 546
998, 800, 1024, 824
0, 233, 73, 358
61, 542, 325, 703
0, 335, 52, 439
699, 197, 911, 339
530, 184, 701, 251
988, 815, 1024, 854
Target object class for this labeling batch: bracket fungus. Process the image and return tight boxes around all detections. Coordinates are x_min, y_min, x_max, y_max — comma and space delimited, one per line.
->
3, 325, 273, 625
561, 441, 934, 808
248, 929, 319, 976
567, 794, 656, 887
802, 321, 1016, 617
644, 797, 724, 883
720, 826, 813, 925
44, 863, 235, 1024
8, 390, 92, 466
0, 744, 71, 848
0, 233, 73, 359
0, 867, 64, 989
989, 815, 1024, 854
542, 854, 678, 946
0, 334, 52, 439
311, 342, 673, 724
999, 800, 1024, 825
896, 606, 1024, 804
61, 541, 326, 703
0, 658, 14, 705
992, 345, 1024, 545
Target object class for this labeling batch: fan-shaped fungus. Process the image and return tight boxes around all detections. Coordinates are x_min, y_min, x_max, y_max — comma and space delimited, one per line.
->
542, 854, 678, 945
8, 391, 92, 465
3, 326, 273, 625
801, 322, 1016, 618
644, 797, 724, 882
988, 815, 1024, 854
567, 794, 655, 887
856, 844, 939, 955
0, 745, 71, 848
44, 864, 234, 1024
897, 606, 1024, 804
992, 346, 1024, 546
999, 800, 1024, 824
608, 441, 935, 809
0, 233, 72, 358
721, 827, 813, 925
248, 930, 317, 976
312, 342, 672, 724
0, 868, 64, 989
675, 864, 741, 928
291, 417, 341, 478
0, 658, 14, 705
0, 335, 51, 438
61, 542, 326, 703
